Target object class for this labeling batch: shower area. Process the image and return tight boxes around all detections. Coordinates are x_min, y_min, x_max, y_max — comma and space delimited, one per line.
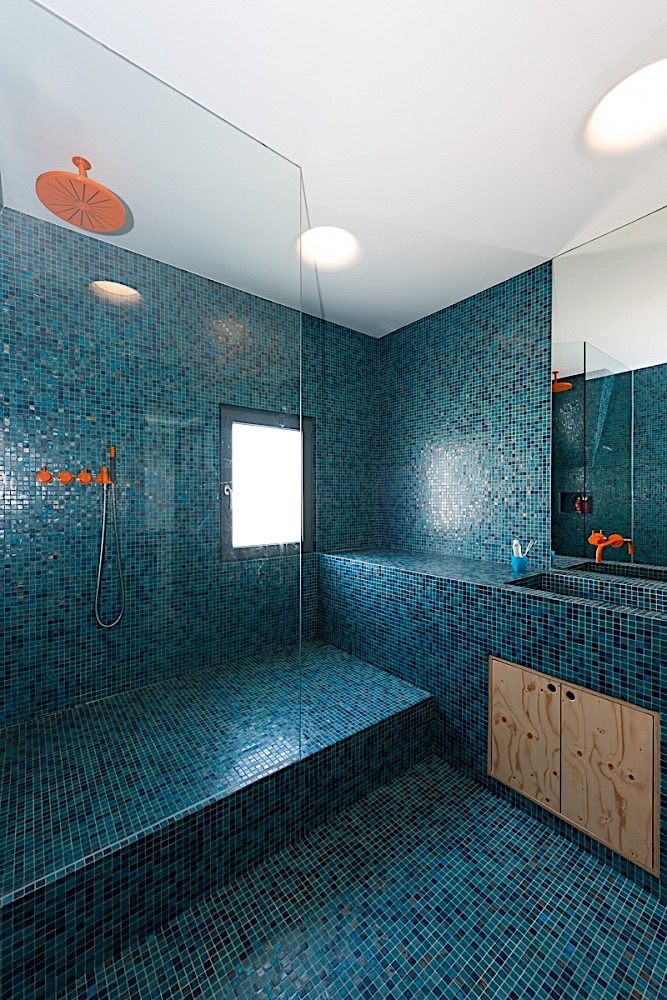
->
1, 5, 431, 996
551, 341, 633, 562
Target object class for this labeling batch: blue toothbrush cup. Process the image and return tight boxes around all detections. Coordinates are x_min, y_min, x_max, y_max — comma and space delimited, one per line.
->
511, 555, 528, 575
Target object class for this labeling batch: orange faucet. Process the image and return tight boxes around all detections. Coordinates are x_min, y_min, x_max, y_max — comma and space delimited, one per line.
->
588, 530, 635, 564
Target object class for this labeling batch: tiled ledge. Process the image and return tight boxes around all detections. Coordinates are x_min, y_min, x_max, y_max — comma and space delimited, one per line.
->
320, 550, 524, 586
322, 550, 667, 619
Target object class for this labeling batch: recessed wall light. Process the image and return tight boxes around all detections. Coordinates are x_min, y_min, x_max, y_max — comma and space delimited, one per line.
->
299, 227, 359, 270
586, 59, 667, 152
90, 280, 142, 304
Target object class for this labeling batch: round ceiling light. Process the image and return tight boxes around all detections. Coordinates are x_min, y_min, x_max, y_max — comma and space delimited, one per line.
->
299, 226, 359, 270
90, 280, 142, 304
586, 59, 667, 152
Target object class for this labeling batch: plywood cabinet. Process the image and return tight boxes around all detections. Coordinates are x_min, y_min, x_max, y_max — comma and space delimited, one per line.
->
488, 657, 659, 876
560, 685, 656, 871
488, 658, 561, 810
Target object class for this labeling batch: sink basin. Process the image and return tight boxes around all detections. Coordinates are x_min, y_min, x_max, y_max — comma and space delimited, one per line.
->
570, 560, 667, 583
509, 569, 667, 613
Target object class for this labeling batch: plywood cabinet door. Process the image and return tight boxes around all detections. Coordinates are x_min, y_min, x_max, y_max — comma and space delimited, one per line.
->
489, 658, 561, 811
560, 685, 656, 871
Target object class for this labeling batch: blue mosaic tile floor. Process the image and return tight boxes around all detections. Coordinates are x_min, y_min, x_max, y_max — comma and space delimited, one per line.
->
61, 756, 667, 999
2, 642, 429, 904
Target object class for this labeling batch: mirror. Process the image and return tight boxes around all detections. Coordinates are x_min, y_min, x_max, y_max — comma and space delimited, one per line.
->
551, 205, 667, 568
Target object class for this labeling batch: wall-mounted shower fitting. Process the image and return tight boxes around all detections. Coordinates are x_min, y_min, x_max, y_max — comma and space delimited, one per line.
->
94, 445, 125, 629
35, 466, 111, 486
36, 466, 53, 484
35, 156, 126, 234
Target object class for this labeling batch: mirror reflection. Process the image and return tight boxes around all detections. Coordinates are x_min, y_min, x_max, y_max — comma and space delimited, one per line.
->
551, 206, 667, 569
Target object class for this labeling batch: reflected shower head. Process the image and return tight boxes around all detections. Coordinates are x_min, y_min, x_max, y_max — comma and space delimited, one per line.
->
35, 156, 126, 233
551, 370, 573, 393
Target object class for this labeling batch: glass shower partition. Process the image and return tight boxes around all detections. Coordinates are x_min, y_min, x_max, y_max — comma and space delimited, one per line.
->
583, 342, 632, 563
551, 340, 632, 561
0, 0, 304, 779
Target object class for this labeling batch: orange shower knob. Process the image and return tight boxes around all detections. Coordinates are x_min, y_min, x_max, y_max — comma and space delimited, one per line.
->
57, 470, 74, 485
36, 466, 53, 484
77, 469, 93, 485
96, 466, 112, 485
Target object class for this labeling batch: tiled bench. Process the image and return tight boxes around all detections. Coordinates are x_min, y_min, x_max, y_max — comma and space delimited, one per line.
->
2, 642, 433, 998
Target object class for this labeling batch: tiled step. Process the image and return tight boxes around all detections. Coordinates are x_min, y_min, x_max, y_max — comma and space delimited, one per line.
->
2, 642, 433, 999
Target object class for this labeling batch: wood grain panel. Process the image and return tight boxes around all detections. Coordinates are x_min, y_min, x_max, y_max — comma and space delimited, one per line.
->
488, 657, 561, 810
560, 685, 655, 871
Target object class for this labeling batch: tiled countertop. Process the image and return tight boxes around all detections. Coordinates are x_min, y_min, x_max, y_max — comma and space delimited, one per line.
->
321, 550, 528, 586
322, 550, 667, 619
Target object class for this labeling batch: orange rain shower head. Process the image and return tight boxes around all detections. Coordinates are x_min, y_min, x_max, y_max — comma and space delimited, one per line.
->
35, 156, 126, 233
551, 370, 573, 393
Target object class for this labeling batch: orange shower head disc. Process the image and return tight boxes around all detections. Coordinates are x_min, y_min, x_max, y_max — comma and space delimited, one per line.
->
551, 371, 573, 393
35, 156, 126, 233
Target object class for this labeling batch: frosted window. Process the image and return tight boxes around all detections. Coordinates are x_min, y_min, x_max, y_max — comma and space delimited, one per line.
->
231, 422, 302, 548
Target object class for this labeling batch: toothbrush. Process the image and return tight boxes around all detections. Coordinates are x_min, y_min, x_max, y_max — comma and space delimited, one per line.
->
512, 539, 522, 558
524, 539, 535, 557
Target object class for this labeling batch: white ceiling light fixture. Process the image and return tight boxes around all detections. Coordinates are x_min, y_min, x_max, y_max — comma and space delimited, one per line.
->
299, 226, 359, 270
586, 59, 667, 153
90, 279, 143, 304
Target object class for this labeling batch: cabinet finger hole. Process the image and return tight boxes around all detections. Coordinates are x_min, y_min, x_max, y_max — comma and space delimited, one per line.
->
565, 690, 575, 700
547, 683, 557, 693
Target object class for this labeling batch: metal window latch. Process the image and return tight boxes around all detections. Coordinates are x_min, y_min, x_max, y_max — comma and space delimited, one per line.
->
223, 483, 232, 509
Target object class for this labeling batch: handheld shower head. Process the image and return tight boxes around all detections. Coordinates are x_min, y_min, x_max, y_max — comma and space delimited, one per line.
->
108, 445, 117, 484
95, 444, 125, 628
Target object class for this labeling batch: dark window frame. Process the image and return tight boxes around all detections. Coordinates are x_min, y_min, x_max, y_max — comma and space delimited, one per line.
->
220, 404, 314, 561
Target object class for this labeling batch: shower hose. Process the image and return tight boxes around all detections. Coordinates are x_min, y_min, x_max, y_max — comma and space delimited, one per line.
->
94, 482, 126, 628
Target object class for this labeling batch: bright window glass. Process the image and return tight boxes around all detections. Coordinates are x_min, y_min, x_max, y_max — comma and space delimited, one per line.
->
231, 422, 302, 548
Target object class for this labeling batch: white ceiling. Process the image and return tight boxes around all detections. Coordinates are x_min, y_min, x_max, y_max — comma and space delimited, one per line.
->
3, 0, 667, 337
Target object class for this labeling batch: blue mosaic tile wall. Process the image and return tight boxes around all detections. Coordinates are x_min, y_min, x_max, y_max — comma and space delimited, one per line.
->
319, 551, 666, 900
302, 313, 381, 553
376, 264, 552, 569
635, 362, 667, 566
1, 207, 379, 727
